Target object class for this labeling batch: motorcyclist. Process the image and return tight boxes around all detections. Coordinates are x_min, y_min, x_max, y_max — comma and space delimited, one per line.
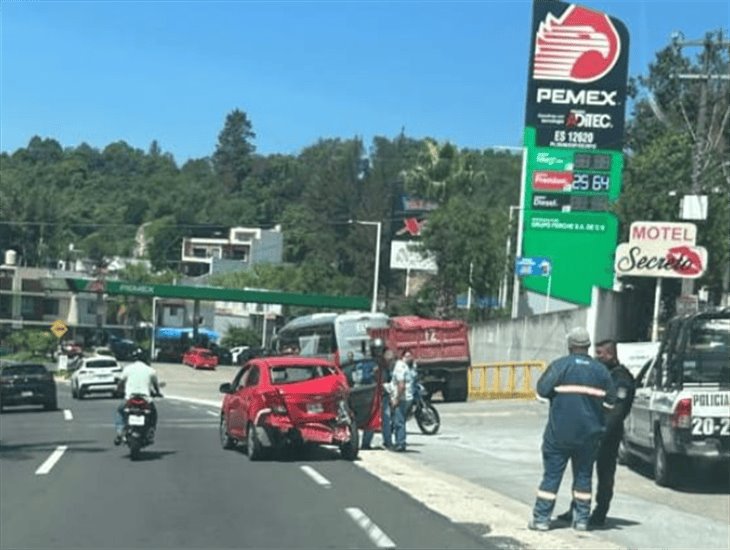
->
114, 349, 161, 446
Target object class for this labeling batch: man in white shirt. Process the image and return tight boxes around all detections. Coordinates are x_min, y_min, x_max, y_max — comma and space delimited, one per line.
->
114, 349, 161, 445
391, 349, 416, 452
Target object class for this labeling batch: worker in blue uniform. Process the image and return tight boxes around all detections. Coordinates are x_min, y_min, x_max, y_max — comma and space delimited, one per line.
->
529, 327, 616, 532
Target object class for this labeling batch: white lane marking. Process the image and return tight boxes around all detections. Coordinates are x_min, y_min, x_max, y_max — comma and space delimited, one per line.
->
206, 411, 218, 417
300, 465, 332, 488
63, 409, 73, 421
35, 446, 68, 475
345, 507, 396, 548
188, 405, 201, 411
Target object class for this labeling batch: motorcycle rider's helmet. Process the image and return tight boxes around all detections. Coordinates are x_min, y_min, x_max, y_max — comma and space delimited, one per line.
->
370, 337, 385, 358
131, 348, 149, 364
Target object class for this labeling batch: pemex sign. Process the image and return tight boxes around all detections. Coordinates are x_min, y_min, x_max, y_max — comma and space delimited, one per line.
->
615, 221, 708, 279
519, 0, 630, 306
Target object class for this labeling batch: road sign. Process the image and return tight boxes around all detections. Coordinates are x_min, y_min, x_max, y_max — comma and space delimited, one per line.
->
50, 319, 68, 339
515, 257, 552, 277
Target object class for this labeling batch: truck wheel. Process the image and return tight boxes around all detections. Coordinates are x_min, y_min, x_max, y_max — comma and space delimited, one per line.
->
653, 431, 676, 487
442, 374, 468, 402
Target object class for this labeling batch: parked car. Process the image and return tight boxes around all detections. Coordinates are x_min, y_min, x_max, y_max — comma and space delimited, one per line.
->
0, 363, 58, 411
92, 346, 115, 357
619, 308, 730, 486
71, 356, 123, 399
108, 335, 142, 361
53, 340, 82, 360
182, 347, 218, 370
210, 344, 233, 366
230, 346, 250, 364
218, 356, 358, 460
235, 346, 269, 365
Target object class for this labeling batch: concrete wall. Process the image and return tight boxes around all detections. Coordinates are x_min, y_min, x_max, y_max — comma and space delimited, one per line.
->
470, 286, 635, 365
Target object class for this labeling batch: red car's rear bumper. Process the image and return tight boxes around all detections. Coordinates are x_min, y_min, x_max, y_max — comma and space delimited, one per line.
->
261, 414, 351, 445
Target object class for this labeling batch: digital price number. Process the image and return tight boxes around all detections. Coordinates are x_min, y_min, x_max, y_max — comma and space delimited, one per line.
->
573, 153, 612, 171
572, 173, 611, 192
570, 195, 609, 212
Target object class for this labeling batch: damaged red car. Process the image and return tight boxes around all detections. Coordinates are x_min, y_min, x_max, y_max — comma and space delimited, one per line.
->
218, 356, 358, 460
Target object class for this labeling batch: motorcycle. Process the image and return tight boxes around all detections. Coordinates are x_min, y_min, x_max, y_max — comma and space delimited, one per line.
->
122, 391, 162, 460
407, 382, 440, 435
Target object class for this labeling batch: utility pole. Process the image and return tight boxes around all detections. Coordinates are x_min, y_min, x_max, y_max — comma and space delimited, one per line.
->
672, 31, 730, 300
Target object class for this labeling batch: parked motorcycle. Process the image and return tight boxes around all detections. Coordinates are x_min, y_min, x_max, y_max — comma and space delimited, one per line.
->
122, 392, 162, 460
407, 382, 440, 435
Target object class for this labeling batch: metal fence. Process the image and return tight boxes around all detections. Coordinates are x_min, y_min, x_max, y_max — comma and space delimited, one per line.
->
467, 361, 547, 399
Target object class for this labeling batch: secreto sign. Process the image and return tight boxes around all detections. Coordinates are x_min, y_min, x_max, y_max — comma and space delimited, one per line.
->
614, 243, 707, 278
614, 221, 707, 279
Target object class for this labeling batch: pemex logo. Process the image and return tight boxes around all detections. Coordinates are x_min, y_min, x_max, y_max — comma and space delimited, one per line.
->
533, 5, 621, 83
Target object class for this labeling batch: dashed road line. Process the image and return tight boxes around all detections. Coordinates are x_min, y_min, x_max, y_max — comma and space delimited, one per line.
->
300, 465, 331, 488
345, 507, 396, 548
206, 410, 218, 417
63, 409, 73, 421
35, 446, 68, 475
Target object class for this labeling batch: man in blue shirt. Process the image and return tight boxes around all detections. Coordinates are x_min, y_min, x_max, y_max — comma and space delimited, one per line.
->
529, 327, 616, 532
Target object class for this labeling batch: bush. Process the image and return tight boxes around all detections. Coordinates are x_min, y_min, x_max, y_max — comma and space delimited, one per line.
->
221, 326, 261, 348
6, 329, 56, 358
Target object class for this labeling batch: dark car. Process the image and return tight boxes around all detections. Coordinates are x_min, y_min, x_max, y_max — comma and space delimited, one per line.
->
210, 344, 233, 366
108, 335, 142, 361
0, 363, 58, 412
236, 347, 269, 365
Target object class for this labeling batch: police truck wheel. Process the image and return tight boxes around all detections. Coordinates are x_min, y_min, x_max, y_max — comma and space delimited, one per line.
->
654, 432, 675, 487
617, 436, 632, 466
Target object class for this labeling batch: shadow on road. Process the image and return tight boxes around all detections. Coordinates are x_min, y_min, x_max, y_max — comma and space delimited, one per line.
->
0, 407, 58, 414
125, 450, 178, 462
623, 461, 730, 495
457, 522, 528, 549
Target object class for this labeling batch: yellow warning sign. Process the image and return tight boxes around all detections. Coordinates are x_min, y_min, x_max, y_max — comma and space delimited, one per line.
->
50, 320, 68, 339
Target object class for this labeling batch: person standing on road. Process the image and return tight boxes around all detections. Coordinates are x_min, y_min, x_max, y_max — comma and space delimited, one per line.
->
362, 344, 396, 450
529, 327, 616, 532
557, 339, 636, 526
391, 349, 416, 452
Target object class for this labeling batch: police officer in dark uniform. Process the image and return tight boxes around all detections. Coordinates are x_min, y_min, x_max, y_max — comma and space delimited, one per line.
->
557, 338, 635, 527
591, 339, 635, 525
529, 327, 616, 532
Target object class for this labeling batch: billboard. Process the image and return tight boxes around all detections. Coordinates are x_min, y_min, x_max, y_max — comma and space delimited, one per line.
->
389, 240, 438, 272
614, 221, 708, 279
526, 2, 630, 151
519, 1, 629, 306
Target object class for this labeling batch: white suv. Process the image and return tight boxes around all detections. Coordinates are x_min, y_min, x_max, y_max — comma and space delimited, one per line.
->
71, 356, 123, 399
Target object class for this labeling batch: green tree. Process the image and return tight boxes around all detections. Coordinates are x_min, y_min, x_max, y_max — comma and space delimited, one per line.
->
212, 109, 257, 192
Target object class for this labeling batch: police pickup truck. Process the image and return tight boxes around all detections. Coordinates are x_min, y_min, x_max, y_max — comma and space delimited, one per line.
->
619, 308, 729, 487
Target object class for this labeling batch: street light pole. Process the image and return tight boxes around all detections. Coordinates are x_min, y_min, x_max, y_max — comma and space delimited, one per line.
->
350, 220, 382, 313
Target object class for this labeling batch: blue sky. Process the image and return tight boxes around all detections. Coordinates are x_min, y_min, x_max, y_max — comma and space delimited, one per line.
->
2, 1, 728, 164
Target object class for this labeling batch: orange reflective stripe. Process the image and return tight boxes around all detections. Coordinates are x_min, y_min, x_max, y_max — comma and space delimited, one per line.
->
537, 490, 557, 500
555, 384, 606, 398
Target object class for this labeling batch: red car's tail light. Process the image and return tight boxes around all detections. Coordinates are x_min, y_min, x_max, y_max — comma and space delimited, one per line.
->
263, 390, 288, 415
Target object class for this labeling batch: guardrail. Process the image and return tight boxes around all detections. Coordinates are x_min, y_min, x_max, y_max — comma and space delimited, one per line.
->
468, 361, 547, 399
